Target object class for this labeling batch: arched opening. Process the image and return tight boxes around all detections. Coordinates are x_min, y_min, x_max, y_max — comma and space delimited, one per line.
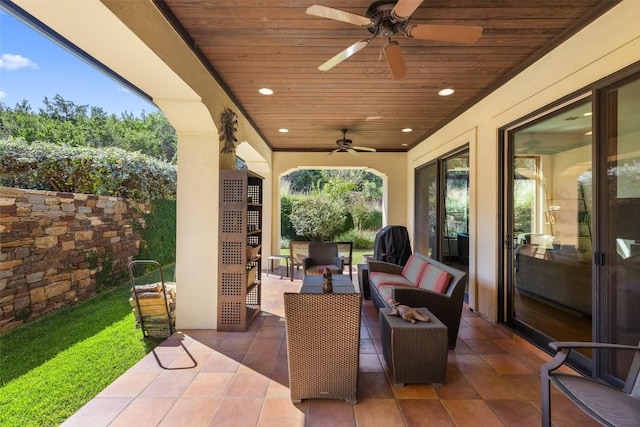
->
275, 167, 387, 276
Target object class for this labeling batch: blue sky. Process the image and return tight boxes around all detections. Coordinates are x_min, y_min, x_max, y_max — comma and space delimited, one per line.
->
0, 10, 157, 116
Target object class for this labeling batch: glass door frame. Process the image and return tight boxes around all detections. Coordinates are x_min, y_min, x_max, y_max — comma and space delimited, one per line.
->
499, 62, 640, 382
595, 71, 640, 386
499, 93, 596, 374
414, 145, 470, 295
414, 160, 440, 259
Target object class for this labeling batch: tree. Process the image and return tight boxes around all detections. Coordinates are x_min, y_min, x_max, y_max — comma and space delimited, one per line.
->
283, 170, 324, 193
0, 95, 177, 162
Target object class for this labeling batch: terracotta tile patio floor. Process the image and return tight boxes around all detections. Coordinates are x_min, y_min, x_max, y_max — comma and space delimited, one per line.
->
61, 269, 599, 426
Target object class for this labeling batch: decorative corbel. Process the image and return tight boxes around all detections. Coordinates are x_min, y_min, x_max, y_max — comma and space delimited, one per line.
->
219, 108, 238, 154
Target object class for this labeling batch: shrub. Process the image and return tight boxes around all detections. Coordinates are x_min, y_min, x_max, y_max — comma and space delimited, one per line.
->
336, 229, 376, 249
290, 195, 347, 241
280, 238, 290, 249
280, 194, 306, 241
362, 210, 382, 230
0, 140, 176, 201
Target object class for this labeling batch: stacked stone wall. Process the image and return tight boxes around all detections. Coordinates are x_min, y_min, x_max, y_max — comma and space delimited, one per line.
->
0, 187, 147, 332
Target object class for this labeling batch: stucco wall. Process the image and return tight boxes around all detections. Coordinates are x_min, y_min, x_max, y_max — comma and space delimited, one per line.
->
0, 187, 145, 332
406, 0, 640, 322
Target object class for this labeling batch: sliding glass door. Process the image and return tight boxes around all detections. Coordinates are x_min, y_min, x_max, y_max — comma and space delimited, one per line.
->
600, 76, 640, 381
504, 71, 640, 379
507, 102, 594, 354
415, 148, 469, 293
415, 162, 438, 258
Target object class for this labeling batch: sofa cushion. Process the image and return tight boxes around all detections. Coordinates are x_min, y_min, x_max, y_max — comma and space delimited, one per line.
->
418, 264, 453, 293
305, 264, 341, 275
374, 285, 396, 306
401, 254, 428, 285
369, 272, 415, 289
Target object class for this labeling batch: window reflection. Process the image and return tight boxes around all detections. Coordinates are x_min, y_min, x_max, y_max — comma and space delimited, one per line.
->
511, 102, 593, 346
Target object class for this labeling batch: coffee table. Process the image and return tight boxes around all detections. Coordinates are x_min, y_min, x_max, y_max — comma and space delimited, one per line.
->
300, 274, 356, 293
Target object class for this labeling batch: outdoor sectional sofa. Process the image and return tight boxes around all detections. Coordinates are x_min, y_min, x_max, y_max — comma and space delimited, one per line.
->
368, 252, 467, 348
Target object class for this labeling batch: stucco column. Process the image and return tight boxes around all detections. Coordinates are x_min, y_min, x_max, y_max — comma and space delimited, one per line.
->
174, 131, 219, 329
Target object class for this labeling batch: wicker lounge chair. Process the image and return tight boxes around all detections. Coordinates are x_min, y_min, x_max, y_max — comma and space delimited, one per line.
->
284, 292, 361, 404
541, 340, 640, 427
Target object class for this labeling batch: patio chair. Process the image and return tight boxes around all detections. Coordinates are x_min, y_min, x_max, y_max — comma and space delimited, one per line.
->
302, 242, 344, 276
289, 241, 310, 281
336, 241, 353, 279
541, 340, 640, 427
283, 292, 361, 404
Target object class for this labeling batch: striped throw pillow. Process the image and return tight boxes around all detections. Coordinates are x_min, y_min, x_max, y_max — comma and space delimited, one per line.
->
401, 255, 427, 286
419, 264, 453, 293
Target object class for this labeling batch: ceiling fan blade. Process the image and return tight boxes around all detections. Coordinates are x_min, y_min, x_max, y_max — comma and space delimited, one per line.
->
384, 40, 408, 80
347, 148, 361, 157
318, 39, 370, 71
407, 24, 483, 43
392, 0, 424, 20
352, 146, 377, 152
306, 5, 373, 27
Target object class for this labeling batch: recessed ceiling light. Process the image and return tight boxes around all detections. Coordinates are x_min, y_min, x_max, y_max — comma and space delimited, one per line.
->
585, 131, 593, 136
401, 143, 408, 146
583, 112, 593, 116
259, 88, 273, 95
438, 88, 454, 96
402, 128, 412, 133
279, 128, 289, 133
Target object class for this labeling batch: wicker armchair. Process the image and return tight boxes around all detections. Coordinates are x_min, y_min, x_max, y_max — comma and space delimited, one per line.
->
541, 340, 640, 427
283, 292, 362, 404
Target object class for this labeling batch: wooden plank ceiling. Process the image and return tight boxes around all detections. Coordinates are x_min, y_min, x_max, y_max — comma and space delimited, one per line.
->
157, 0, 617, 153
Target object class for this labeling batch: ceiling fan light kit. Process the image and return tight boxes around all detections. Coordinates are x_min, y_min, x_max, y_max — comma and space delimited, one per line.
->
306, 0, 483, 80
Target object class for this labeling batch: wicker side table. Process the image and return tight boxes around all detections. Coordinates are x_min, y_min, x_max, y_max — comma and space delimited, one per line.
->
379, 307, 448, 386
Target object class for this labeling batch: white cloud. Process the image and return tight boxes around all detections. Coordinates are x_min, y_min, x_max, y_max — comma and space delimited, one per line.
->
0, 90, 7, 99
0, 53, 38, 70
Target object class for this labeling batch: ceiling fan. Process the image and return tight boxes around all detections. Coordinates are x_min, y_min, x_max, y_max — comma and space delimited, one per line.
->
330, 129, 377, 156
306, 0, 483, 80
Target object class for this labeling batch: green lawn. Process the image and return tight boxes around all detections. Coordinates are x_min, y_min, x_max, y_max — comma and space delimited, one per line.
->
350, 249, 374, 265
0, 264, 174, 427
0, 251, 370, 426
